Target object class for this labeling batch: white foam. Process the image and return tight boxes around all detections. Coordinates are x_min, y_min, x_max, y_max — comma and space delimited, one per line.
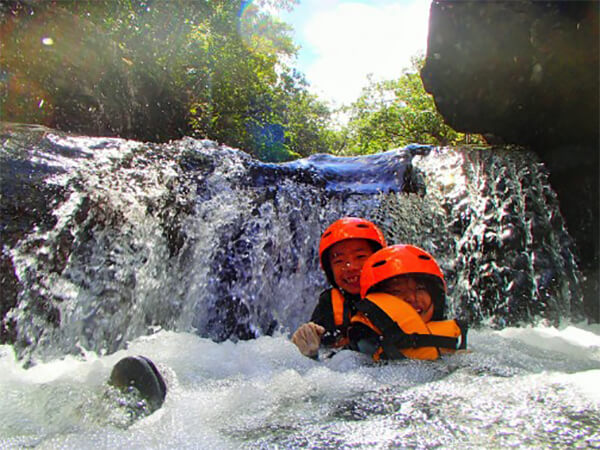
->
1, 325, 599, 448
496, 323, 600, 361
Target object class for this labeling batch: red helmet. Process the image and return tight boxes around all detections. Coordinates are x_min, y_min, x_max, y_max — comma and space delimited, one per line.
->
319, 217, 386, 286
360, 244, 447, 319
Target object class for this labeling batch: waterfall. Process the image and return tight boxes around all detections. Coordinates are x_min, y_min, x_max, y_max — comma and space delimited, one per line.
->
1, 124, 598, 449
372, 147, 582, 326
0, 123, 582, 364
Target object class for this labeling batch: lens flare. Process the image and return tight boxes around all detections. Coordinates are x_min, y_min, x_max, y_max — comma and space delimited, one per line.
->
0, 5, 141, 135
237, 0, 275, 55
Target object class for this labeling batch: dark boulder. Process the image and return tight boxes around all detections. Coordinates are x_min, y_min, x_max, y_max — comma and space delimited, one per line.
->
422, 0, 598, 148
421, 0, 599, 322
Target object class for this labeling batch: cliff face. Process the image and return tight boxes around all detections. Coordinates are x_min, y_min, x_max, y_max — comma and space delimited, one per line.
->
421, 0, 599, 322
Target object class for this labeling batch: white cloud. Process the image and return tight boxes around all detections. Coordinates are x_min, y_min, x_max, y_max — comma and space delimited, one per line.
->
301, 1, 430, 106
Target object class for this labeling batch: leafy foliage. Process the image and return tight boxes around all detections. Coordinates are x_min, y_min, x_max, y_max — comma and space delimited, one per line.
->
1, 2, 479, 161
335, 56, 485, 155
0, 0, 332, 161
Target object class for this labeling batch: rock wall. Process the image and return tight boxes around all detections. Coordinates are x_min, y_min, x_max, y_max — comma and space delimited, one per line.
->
422, 0, 598, 148
421, 0, 599, 322
2, 124, 584, 361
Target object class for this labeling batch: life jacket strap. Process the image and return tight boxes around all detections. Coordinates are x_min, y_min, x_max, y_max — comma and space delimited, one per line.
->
327, 289, 351, 348
385, 332, 459, 350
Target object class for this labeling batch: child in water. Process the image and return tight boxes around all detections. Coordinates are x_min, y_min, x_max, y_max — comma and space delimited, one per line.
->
292, 217, 386, 358
109, 243, 462, 416
348, 244, 467, 361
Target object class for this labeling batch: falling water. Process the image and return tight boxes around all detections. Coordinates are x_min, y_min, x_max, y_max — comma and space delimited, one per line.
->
372, 147, 582, 327
0, 124, 598, 448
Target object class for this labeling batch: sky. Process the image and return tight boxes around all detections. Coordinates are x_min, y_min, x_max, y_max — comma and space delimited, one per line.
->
278, 0, 432, 107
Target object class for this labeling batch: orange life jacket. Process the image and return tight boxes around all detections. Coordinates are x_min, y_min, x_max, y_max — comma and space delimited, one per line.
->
350, 293, 467, 361
329, 288, 351, 348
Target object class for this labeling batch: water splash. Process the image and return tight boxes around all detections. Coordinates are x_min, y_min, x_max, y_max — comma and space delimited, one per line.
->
0, 125, 583, 364
0, 127, 595, 446
0, 326, 598, 448
372, 146, 582, 327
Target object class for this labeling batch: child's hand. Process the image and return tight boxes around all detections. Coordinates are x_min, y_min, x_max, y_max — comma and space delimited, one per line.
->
292, 322, 326, 358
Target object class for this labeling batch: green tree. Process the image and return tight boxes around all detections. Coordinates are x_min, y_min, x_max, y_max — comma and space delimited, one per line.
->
1, 0, 334, 162
187, 1, 333, 162
337, 55, 484, 155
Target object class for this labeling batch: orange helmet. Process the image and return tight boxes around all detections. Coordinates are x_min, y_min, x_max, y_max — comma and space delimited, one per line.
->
360, 244, 447, 320
319, 217, 386, 286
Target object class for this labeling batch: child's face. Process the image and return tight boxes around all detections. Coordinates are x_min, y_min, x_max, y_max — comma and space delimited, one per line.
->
328, 238, 375, 295
378, 276, 434, 322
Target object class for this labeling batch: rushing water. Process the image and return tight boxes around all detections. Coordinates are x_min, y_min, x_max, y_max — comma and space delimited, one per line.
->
0, 326, 599, 449
0, 124, 598, 447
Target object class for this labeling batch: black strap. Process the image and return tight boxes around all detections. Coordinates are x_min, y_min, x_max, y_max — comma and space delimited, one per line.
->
387, 332, 459, 350
455, 319, 468, 349
342, 297, 352, 330
355, 299, 406, 359
355, 299, 460, 359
